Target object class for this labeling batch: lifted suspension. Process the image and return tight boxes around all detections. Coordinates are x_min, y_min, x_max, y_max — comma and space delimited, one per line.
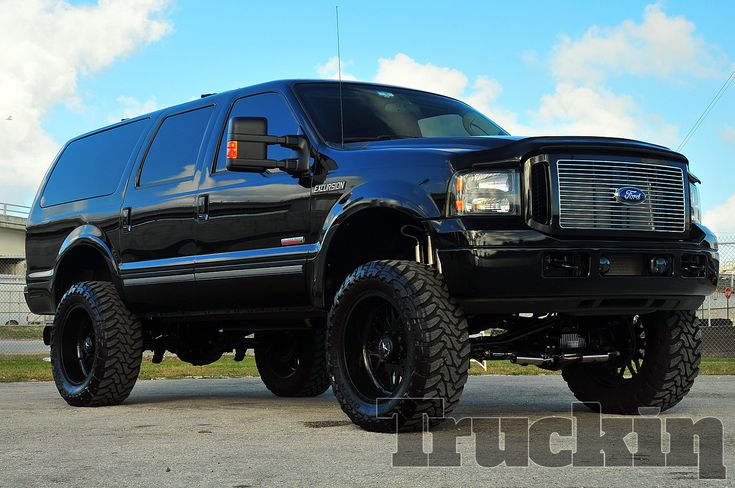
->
469, 314, 620, 370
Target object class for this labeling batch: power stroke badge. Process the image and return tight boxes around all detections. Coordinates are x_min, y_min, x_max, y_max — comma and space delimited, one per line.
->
314, 181, 346, 193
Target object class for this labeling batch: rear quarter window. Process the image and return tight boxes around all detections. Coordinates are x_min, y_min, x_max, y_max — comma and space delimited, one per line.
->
138, 106, 214, 186
41, 119, 149, 207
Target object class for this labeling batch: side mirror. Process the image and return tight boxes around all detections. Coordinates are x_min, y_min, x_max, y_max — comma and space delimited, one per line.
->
226, 116, 309, 175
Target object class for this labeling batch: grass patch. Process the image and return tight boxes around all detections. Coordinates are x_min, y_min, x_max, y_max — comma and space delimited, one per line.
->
1, 355, 735, 383
696, 357, 735, 375
471, 358, 735, 376
0, 354, 53, 382
470, 361, 559, 375
0, 326, 45, 340
0, 355, 259, 383
138, 356, 259, 380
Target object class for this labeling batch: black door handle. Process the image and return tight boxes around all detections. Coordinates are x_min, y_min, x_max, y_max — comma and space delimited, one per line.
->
121, 207, 132, 232
197, 194, 209, 221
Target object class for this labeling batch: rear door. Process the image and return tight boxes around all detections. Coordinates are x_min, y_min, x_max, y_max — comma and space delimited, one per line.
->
194, 92, 313, 309
119, 104, 216, 310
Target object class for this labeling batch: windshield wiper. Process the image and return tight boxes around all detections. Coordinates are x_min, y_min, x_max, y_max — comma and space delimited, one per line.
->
342, 134, 417, 143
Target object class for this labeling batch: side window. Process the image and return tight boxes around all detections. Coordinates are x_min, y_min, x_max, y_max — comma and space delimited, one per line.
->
139, 106, 214, 186
214, 93, 300, 172
42, 119, 149, 207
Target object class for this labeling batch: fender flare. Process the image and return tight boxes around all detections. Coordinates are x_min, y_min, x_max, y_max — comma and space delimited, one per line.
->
310, 179, 442, 307
52, 225, 119, 301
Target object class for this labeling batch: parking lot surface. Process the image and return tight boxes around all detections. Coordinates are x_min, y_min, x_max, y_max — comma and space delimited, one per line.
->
1, 375, 733, 487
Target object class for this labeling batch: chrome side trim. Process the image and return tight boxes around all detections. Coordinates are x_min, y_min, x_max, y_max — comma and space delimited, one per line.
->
119, 243, 319, 273
123, 264, 304, 285
28, 269, 54, 280
196, 265, 303, 281
123, 274, 195, 286
120, 257, 196, 272
196, 244, 319, 266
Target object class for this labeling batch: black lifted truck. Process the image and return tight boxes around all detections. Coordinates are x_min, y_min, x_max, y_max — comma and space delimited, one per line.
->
26, 80, 718, 432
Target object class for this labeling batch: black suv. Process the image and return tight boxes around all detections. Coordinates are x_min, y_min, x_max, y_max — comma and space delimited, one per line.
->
25, 80, 718, 431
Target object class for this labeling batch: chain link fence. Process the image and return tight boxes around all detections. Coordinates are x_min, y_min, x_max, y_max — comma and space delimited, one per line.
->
698, 234, 735, 357
0, 259, 50, 356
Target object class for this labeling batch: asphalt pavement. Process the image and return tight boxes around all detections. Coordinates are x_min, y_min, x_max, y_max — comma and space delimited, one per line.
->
1, 375, 733, 487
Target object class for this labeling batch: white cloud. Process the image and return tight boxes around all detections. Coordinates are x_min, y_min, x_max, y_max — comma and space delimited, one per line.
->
109, 96, 160, 123
532, 82, 679, 144
371, 53, 529, 134
463, 75, 532, 135
720, 124, 735, 145
704, 193, 735, 235
314, 4, 728, 148
551, 3, 727, 84
521, 50, 540, 67
534, 2, 731, 146
315, 56, 357, 81
0, 0, 172, 205
374, 53, 468, 98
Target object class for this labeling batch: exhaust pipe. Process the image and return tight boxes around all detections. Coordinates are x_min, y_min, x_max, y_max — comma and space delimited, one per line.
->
512, 356, 553, 366
511, 352, 617, 366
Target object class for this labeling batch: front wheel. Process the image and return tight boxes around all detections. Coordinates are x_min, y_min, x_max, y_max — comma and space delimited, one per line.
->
327, 260, 470, 432
562, 310, 702, 414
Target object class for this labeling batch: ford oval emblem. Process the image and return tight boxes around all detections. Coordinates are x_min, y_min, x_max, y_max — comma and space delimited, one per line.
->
614, 187, 647, 205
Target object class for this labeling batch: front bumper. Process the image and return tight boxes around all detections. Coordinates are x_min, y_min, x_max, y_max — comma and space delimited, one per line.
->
429, 220, 719, 315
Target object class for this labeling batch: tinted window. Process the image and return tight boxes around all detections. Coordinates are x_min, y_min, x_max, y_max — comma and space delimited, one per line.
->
294, 83, 507, 144
214, 93, 300, 172
139, 106, 214, 186
41, 119, 149, 207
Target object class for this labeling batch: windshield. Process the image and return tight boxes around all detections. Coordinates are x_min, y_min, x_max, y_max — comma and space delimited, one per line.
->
294, 83, 508, 144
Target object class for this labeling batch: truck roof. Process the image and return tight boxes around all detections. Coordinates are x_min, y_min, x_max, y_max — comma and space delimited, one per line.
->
85, 79, 463, 140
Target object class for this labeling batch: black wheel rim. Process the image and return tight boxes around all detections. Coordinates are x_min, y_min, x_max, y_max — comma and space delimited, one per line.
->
602, 315, 647, 385
343, 292, 409, 401
59, 305, 96, 386
264, 332, 301, 379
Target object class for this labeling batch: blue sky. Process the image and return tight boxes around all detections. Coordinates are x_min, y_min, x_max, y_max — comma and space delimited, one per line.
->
3, 1, 734, 231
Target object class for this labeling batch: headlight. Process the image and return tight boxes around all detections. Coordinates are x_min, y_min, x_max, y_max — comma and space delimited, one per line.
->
689, 180, 701, 224
448, 169, 520, 216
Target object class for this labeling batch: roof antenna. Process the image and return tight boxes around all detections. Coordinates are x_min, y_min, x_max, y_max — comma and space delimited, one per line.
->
335, 5, 345, 148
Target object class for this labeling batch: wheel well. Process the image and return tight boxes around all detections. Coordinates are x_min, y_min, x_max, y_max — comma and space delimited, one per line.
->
323, 208, 421, 306
54, 245, 113, 305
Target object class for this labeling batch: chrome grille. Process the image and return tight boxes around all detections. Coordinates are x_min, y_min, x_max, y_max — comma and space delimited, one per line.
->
557, 159, 686, 232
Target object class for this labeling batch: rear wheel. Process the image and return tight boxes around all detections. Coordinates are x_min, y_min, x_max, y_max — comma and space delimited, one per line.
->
254, 320, 330, 397
327, 260, 469, 432
562, 310, 701, 413
51, 281, 143, 407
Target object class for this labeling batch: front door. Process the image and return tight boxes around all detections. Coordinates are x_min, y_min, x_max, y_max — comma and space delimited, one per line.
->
119, 104, 216, 310
194, 92, 313, 309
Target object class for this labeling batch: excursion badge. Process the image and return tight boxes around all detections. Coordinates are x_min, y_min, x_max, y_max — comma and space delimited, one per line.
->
314, 180, 346, 193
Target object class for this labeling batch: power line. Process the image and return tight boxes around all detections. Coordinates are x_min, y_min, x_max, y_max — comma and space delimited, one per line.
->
677, 67, 735, 151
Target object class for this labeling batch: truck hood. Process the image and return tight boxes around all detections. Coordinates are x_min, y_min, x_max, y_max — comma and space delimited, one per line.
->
342, 135, 688, 170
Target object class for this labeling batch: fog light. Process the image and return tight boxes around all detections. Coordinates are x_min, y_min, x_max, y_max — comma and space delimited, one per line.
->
599, 256, 611, 275
649, 256, 671, 276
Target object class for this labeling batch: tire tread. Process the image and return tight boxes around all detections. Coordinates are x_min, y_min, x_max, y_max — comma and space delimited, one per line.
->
51, 281, 142, 407
328, 260, 469, 432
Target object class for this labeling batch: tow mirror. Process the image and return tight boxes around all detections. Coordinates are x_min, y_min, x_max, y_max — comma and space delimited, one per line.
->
226, 116, 309, 175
